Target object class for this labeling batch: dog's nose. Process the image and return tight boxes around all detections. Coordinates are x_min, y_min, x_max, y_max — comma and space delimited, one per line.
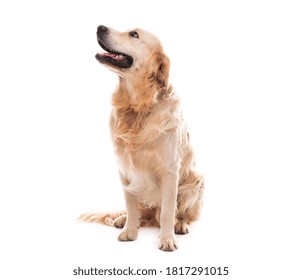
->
97, 25, 108, 32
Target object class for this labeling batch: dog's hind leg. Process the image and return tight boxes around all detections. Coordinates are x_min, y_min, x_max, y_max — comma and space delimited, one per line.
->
175, 171, 204, 234
113, 214, 127, 228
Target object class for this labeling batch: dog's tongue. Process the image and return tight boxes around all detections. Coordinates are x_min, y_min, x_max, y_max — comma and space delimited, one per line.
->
103, 53, 116, 58
103, 52, 125, 60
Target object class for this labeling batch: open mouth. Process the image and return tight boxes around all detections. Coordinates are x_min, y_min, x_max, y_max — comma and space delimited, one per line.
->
95, 38, 133, 69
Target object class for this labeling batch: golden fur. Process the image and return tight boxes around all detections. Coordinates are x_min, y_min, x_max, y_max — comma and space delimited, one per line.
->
80, 26, 204, 251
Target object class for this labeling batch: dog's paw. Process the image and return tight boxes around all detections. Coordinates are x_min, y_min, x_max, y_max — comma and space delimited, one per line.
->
113, 214, 127, 228
174, 221, 190, 235
159, 236, 178, 251
118, 228, 138, 242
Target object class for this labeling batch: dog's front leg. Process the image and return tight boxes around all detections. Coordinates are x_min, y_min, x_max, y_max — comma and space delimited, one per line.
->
118, 190, 140, 241
159, 173, 178, 251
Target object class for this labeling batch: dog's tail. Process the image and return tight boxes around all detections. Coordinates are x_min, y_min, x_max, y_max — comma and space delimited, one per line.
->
78, 211, 126, 226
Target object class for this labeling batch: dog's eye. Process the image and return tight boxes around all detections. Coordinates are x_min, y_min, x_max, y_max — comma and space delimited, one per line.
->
129, 31, 139, 39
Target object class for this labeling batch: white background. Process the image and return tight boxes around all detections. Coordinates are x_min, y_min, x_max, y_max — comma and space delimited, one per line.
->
0, 0, 301, 279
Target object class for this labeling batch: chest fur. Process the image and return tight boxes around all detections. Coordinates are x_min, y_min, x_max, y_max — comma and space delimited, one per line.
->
110, 106, 180, 169
111, 116, 159, 175
110, 108, 166, 151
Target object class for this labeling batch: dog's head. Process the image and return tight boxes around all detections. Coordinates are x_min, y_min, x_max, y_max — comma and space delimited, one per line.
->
95, 25, 170, 90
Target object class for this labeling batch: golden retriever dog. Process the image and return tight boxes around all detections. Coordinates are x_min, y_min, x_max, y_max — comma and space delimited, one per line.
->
80, 25, 204, 251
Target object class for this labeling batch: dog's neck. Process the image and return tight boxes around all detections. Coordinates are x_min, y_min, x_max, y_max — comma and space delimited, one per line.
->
112, 75, 173, 114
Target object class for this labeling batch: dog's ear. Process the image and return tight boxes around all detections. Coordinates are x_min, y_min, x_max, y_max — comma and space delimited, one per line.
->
132, 50, 170, 113
148, 50, 170, 91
